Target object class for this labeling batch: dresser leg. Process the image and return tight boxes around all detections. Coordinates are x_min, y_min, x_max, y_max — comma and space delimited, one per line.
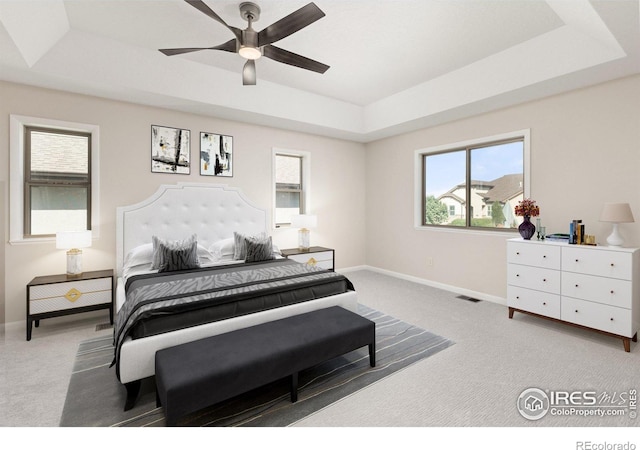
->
633, 333, 638, 343
26, 320, 32, 341
623, 337, 630, 353
508, 307, 515, 319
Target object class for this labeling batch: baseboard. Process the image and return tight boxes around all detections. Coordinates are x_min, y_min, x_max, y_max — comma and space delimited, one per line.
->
341, 265, 507, 306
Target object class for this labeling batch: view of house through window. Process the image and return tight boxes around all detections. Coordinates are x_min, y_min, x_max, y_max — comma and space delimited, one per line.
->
423, 138, 524, 229
274, 153, 304, 226
25, 127, 91, 237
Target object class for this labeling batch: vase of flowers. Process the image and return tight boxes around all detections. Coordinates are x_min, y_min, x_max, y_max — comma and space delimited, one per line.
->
515, 198, 540, 240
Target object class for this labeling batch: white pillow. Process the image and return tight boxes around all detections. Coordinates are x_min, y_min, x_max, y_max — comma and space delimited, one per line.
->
124, 241, 215, 270
209, 238, 235, 260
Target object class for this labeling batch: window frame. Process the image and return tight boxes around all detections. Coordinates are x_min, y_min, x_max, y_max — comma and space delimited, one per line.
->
272, 148, 311, 229
10, 115, 101, 244
23, 126, 92, 238
414, 129, 530, 233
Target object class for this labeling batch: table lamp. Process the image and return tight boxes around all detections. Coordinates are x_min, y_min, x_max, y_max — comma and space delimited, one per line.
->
599, 203, 634, 247
56, 230, 92, 275
291, 214, 317, 251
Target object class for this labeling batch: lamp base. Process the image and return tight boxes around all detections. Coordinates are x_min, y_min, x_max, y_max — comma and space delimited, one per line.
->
67, 249, 83, 276
298, 228, 310, 251
606, 223, 624, 247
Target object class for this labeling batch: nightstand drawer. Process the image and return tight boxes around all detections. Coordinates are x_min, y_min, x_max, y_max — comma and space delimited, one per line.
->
29, 277, 112, 314
287, 251, 334, 269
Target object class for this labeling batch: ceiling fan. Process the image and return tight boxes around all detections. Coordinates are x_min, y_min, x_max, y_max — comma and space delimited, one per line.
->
159, 0, 330, 85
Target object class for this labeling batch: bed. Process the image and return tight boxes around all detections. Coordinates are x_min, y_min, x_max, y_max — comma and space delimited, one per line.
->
113, 182, 358, 409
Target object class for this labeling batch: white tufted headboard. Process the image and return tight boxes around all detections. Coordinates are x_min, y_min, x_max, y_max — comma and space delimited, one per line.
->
116, 183, 267, 277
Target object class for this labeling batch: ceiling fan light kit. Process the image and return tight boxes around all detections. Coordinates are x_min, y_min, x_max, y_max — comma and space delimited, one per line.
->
159, 0, 329, 86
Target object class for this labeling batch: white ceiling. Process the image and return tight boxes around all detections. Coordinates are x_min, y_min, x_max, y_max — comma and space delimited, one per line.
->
0, 0, 638, 142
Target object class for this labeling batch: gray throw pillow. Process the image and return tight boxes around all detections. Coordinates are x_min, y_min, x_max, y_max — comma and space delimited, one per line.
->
233, 231, 267, 260
244, 235, 275, 263
152, 234, 200, 272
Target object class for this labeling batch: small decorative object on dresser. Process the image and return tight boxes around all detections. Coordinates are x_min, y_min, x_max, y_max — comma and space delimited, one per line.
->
26, 269, 114, 341
507, 238, 639, 352
281, 246, 335, 271
515, 198, 540, 240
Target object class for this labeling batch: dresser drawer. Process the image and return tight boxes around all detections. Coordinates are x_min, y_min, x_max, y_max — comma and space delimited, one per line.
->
562, 247, 632, 280
507, 264, 560, 294
508, 286, 561, 319
287, 251, 334, 270
29, 277, 112, 314
561, 272, 632, 309
561, 297, 633, 337
508, 241, 561, 270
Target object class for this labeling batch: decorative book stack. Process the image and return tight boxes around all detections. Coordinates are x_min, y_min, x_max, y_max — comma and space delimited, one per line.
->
569, 219, 596, 245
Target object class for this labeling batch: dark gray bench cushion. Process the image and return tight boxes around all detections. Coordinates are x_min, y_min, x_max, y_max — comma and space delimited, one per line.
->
155, 306, 375, 426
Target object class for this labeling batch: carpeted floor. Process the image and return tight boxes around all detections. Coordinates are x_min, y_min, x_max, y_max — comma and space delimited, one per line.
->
59, 304, 454, 427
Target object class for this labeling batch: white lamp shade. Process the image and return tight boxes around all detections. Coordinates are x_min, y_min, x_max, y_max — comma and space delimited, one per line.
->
599, 203, 634, 223
291, 214, 317, 229
56, 230, 92, 249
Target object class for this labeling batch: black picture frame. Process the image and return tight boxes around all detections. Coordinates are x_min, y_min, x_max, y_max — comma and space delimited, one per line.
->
200, 132, 233, 177
151, 125, 190, 174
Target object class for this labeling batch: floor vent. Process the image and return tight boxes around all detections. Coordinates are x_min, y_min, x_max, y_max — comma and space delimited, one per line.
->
95, 323, 113, 332
456, 295, 482, 303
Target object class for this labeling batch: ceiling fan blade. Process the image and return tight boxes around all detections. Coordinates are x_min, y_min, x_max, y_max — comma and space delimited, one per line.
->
185, 0, 242, 41
262, 45, 329, 74
243, 59, 257, 85
159, 39, 237, 56
258, 2, 325, 47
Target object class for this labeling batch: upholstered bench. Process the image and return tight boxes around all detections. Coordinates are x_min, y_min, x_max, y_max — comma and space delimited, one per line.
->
154, 306, 376, 426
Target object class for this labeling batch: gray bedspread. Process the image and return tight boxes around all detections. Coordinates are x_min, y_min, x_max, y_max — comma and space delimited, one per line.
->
112, 259, 354, 378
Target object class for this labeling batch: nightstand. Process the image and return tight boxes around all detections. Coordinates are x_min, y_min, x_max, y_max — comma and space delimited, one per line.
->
281, 246, 335, 271
26, 269, 114, 341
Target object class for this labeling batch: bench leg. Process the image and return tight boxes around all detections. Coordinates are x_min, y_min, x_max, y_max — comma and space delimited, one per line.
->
124, 380, 141, 411
369, 342, 376, 367
290, 372, 299, 403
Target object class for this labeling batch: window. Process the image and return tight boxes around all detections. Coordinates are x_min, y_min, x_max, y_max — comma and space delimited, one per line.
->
24, 127, 91, 237
415, 130, 530, 231
273, 149, 310, 227
10, 115, 100, 243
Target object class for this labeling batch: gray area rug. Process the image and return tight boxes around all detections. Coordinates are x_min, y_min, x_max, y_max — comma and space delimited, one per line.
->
60, 305, 454, 427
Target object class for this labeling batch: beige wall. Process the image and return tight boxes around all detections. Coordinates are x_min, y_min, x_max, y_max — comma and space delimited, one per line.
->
3, 75, 639, 324
0, 81, 367, 324
365, 75, 640, 300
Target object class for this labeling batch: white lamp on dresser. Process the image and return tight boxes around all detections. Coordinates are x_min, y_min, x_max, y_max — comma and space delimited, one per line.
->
599, 203, 634, 247
56, 230, 92, 275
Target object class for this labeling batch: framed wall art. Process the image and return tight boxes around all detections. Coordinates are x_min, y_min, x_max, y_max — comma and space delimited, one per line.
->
200, 132, 233, 177
151, 125, 190, 174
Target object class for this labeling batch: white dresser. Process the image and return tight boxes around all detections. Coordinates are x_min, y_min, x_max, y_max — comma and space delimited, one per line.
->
507, 238, 639, 352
